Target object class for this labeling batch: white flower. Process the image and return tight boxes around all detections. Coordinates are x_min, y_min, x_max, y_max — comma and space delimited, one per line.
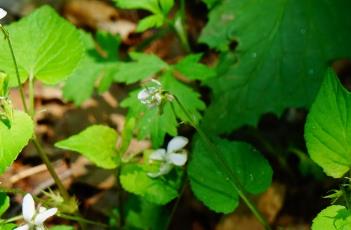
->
15, 193, 58, 230
148, 136, 188, 178
0, 8, 7, 20
137, 87, 162, 108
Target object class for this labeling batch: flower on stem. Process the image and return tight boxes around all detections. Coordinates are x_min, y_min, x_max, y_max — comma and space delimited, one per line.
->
137, 79, 174, 108
0, 8, 7, 20
15, 193, 58, 230
147, 136, 188, 178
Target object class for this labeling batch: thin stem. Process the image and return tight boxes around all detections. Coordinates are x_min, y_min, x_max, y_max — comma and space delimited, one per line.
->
28, 74, 34, 117
32, 135, 70, 201
58, 213, 109, 228
173, 0, 191, 52
2, 215, 22, 223
116, 167, 124, 228
165, 180, 187, 230
0, 25, 28, 113
173, 97, 271, 230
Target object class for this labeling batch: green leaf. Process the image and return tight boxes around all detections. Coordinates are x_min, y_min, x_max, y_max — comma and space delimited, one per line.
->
114, 0, 161, 14
305, 70, 351, 178
121, 90, 178, 147
136, 14, 164, 32
63, 31, 101, 105
0, 193, 10, 216
173, 54, 216, 81
312, 205, 351, 230
55, 125, 119, 169
120, 164, 182, 205
200, 0, 351, 134
0, 110, 33, 174
114, 53, 167, 84
0, 223, 16, 230
188, 137, 272, 213
159, 0, 174, 15
63, 31, 121, 105
161, 72, 205, 124
202, 0, 220, 9
0, 5, 83, 86
124, 195, 168, 230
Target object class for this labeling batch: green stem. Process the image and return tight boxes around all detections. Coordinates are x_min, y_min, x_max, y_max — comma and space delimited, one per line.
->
173, 97, 271, 230
2, 215, 22, 223
58, 213, 109, 228
32, 135, 70, 202
165, 180, 187, 230
28, 74, 34, 117
173, 0, 191, 52
116, 167, 124, 228
0, 25, 28, 112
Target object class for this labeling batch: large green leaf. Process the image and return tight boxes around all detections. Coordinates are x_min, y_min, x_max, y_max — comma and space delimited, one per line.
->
0, 5, 83, 86
0, 110, 33, 174
55, 125, 119, 169
188, 137, 272, 213
312, 205, 351, 230
120, 164, 182, 205
305, 70, 351, 178
200, 0, 351, 134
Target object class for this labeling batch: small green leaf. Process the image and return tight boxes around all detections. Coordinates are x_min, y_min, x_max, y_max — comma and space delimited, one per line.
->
174, 54, 216, 81
305, 70, 351, 178
136, 14, 164, 32
188, 137, 273, 213
0, 193, 10, 216
159, 0, 174, 14
120, 164, 182, 205
0, 110, 33, 174
55, 125, 119, 169
312, 205, 351, 230
114, 53, 167, 84
114, 0, 161, 14
0, 5, 83, 86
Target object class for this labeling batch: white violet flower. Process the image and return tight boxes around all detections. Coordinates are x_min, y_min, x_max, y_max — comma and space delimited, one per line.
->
148, 136, 188, 178
15, 193, 58, 230
0, 8, 7, 20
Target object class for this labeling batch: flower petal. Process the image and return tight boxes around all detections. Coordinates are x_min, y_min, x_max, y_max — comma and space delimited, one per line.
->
137, 89, 150, 102
22, 194, 36, 222
158, 163, 173, 176
168, 153, 187, 166
34, 208, 57, 225
13, 225, 30, 230
167, 136, 188, 153
149, 149, 166, 161
0, 8, 7, 20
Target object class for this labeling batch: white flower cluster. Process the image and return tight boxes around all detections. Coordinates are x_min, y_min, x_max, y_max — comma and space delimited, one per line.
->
15, 194, 57, 230
148, 136, 188, 178
137, 80, 173, 108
